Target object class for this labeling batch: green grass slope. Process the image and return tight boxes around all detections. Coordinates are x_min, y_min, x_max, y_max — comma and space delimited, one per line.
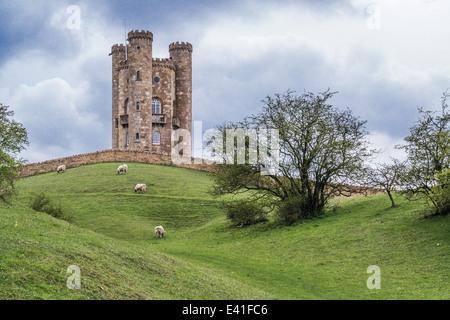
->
0, 203, 271, 300
2, 162, 449, 299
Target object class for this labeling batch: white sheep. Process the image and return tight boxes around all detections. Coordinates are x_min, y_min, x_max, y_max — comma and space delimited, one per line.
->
57, 165, 66, 174
117, 164, 128, 174
134, 184, 146, 193
155, 226, 165, 238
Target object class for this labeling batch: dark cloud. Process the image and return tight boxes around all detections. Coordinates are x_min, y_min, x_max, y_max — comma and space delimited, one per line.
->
1, 0, 449, 163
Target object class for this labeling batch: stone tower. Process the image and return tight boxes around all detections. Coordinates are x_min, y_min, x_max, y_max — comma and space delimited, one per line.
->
111, 30, 192, 155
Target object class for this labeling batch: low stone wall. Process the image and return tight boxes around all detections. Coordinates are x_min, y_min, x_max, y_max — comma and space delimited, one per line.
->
18, 149, 216, 177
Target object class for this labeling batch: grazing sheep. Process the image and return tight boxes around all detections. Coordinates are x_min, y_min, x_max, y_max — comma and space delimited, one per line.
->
134, 184, 146, 193
117, 164, 128, 174
155, 226, 165, 238
57, 165, 66, 174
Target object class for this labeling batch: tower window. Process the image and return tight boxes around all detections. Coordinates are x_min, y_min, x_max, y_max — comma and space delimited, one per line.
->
124, 98, 130, 114
136, 71, 141, 80
152, 131, 161, 145
152, 99, 161, 114
154, 77, 160, 83
136, 133, 140, 142
136, 102, 140, 111
126, 132, 129, 146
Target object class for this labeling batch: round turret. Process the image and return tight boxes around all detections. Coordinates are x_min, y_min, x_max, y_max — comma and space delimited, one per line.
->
128, 30, 153, 43
169, 42, 192, 135
169, 41, 193, 53
111, 44, 126, 54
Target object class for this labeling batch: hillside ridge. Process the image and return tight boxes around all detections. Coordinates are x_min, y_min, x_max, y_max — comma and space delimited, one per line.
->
18, 149, 215, 177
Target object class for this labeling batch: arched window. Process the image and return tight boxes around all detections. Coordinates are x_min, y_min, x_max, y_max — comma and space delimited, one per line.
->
136, 102, 140, 111
152, 131, 160, 145
136, 133, 140, 142
124, 98, 129, 114
136, 71, 141, 80
152, 99, 161, 114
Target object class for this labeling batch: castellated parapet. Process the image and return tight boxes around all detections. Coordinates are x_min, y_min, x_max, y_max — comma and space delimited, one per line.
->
128, 30, 154, 41
169, 41, 193, 51
111, 30, 192, 155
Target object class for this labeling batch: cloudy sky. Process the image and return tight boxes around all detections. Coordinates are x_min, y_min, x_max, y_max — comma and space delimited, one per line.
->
1, 0, 449, 163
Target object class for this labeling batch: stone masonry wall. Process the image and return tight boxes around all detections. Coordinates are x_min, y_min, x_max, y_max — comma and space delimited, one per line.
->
18, 149, 215, 177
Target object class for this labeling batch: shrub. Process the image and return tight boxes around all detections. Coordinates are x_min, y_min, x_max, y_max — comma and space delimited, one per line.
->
429, 169, 450, 216
224, 200, 268, 227
44, 202, 69, 220
0, 176, 15, 204
28, 192, 72, 222
28, 192, 51, 212
276, 195, 316, 225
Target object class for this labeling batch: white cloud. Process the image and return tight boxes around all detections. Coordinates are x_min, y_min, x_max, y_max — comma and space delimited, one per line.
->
368, 130, 407, 164
9, 77, 107, 160
11, 78, 90, 123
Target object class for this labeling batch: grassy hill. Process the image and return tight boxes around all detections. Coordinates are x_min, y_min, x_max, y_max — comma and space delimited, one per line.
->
1, 162, 449, 299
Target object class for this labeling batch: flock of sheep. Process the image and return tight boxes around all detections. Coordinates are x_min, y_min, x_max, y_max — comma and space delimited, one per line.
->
56, 163, 165, 239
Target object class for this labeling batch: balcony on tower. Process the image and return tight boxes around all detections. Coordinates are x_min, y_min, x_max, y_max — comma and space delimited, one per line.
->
172, 117, 181, 128
120, 114, 129, 125
152, 115, 166, 124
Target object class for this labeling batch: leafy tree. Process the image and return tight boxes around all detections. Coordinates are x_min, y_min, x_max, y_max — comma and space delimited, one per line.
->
396, 90, 450, 215
0, 103, 29, 202
210, 90, 376, 223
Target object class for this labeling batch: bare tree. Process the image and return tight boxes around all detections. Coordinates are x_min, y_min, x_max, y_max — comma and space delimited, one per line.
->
366, 159, 406, 207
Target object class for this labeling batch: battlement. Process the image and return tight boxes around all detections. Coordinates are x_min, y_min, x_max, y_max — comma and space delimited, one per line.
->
128, 30, 153, 41
153, 58, 175, 70
169, 41, 193, 52
153, 58, 173, 62
111, 44, 126, 54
